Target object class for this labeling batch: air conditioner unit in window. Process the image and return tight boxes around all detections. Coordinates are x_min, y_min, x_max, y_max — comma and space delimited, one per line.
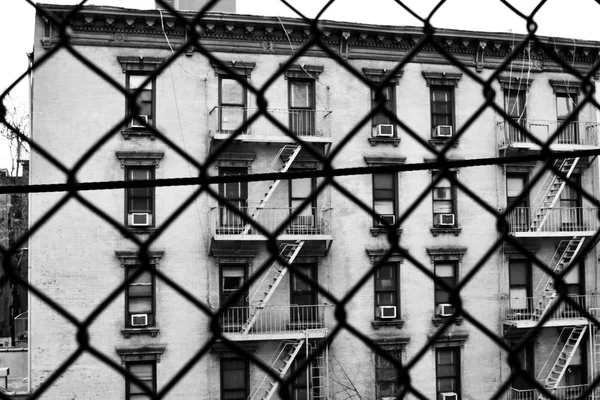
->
435, 213, 455, 226
131, 314, 148, 327
436, 304, 455, 317
378, 214, 396, 226
434, 125, 453, 137
131, 213, 150, 226
292, 215, 315, 227
440, 392, 458, 400
131, 115, 149, 128
379, 306, 397, 319
375, 124, 394, 137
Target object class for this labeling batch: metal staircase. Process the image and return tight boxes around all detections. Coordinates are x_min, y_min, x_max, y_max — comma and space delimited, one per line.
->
242, 145, 302, 235
241, 241, 305, 334
249, 339, 305, 400
531, 237, 585, 321
529, 157, 579, 232
539, 325, 587, 396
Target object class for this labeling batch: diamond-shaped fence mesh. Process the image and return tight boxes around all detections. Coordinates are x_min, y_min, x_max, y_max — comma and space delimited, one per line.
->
2, 0, 600, 399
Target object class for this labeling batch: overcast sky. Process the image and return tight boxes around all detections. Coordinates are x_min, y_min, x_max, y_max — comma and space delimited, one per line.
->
2, 0, 600, 172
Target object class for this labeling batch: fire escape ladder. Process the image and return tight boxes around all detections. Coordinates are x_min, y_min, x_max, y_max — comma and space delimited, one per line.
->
251, 339, 305, 400
529, 157, 579, 232
242, 145, 302, 235
241, 241, 305, 334
540, 325, 587, 394
592, 325, 600, 398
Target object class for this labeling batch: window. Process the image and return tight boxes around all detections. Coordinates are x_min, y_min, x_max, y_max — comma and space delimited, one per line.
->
370, 84, 396, 137
219, 77, 247, 133
126, 166, 155, 228
507, 174, 529, 228
220, 265, 247, 325
375, 346, 402, 400
560, 173, 582, 227
125, 264, 155, 328
374, 263, 399, 320
556, 93, 578, 144
289, 177, 316, 228
510, 342, 534, 390
436, 347, 460, 399
290, 264, 318, 323
127, 74, 155, 128
434, 262, 457, 313
219, 167, 248, 231
432, 175, 456, 228
430, 86, 454, 137
504, 90, 527, 142
373, 173, 397, 226
509, 259, 530, 312
126, 361, 156, 400
564, 262, 583, 296
289, 80, 315, 135
221, 358, 248, 400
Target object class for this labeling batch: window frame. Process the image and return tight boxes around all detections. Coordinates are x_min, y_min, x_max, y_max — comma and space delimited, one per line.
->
430, 85, 455, 135
125, 360, 156, 400
220, 357, 249, 400
289, 175, 317, 225
374, 262, 400, 320
435, 347, 461, 400
434, 261, 458, 310
218, 76, 248, 133
126, 72, 156, 129
508, 259, 531, 313
375, 346, 402, 400
125, 166, 156, 228
218, 167, 248, 230
556, 93, 579, 144
432, 172, 457, 228
124, 264, 156, 328
372, 172, 398, 227
370, 83, 397, 137
289, 263, 318, 323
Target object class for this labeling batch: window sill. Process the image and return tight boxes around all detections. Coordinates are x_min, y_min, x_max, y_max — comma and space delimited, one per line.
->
428, 138, 459, 148
121, 327, 160, 338
432, 316, 463, 327
122, 128, 156, 140
430, 227, 461, 237
126, 227, 157, 235
371, 320, 404, 330
368, 137, 401, 147
370, 227, 403, 238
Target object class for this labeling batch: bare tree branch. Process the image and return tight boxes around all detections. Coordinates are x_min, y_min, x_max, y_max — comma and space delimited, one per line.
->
1, 95, 29, 177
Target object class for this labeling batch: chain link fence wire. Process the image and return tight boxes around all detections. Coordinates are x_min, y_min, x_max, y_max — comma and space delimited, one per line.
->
2, 0, 600, 399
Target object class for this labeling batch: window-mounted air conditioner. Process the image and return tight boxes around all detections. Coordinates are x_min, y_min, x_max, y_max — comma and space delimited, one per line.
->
292, 215, 315, 227
436, 304, 455, 317
435, 213, 455, 227
434, 125, 453, 138
378, 306, 397, 319
378, 214, 396, 226
131, 213, 151, 226
440, 392, 458, 400
131, 314, 148, 327
131, 115, 149, 128
375, 124, 394, 137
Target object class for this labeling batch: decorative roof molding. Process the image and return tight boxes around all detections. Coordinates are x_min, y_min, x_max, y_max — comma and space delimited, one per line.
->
210, 61, 256, 77
362, 68, 403, 85
364, 157, 406, 167
421, 71, 463, 87
549, 79, 582, 95
115, 251, 164, 268
117, 56, 164, 73
115, 345, 166, 365
116, 152, 164, 168
281, 64, 324, 80
497, 75, 535, 91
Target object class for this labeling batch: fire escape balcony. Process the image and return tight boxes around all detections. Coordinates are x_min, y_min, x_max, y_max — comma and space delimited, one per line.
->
497, 119, 600, 156
209, 107, 332, 152
508, 384, 593, 400
219, 304, 331, 341
209, 206, 332, 255
501, 294, 600, 329
505, 207, 599, 237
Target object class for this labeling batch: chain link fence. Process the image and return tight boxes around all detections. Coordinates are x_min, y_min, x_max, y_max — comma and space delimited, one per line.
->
2, 0, 600, 399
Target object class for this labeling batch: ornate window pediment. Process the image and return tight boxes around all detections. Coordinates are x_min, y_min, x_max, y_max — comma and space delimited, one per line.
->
281, 64, 324, 80
421, 71, 463, 87
117, 56, 165, 73
115, 345, 166, 365
116, 152, 164, 168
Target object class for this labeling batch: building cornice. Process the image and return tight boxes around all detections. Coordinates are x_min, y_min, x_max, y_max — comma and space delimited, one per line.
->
37, 4, 600, 74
